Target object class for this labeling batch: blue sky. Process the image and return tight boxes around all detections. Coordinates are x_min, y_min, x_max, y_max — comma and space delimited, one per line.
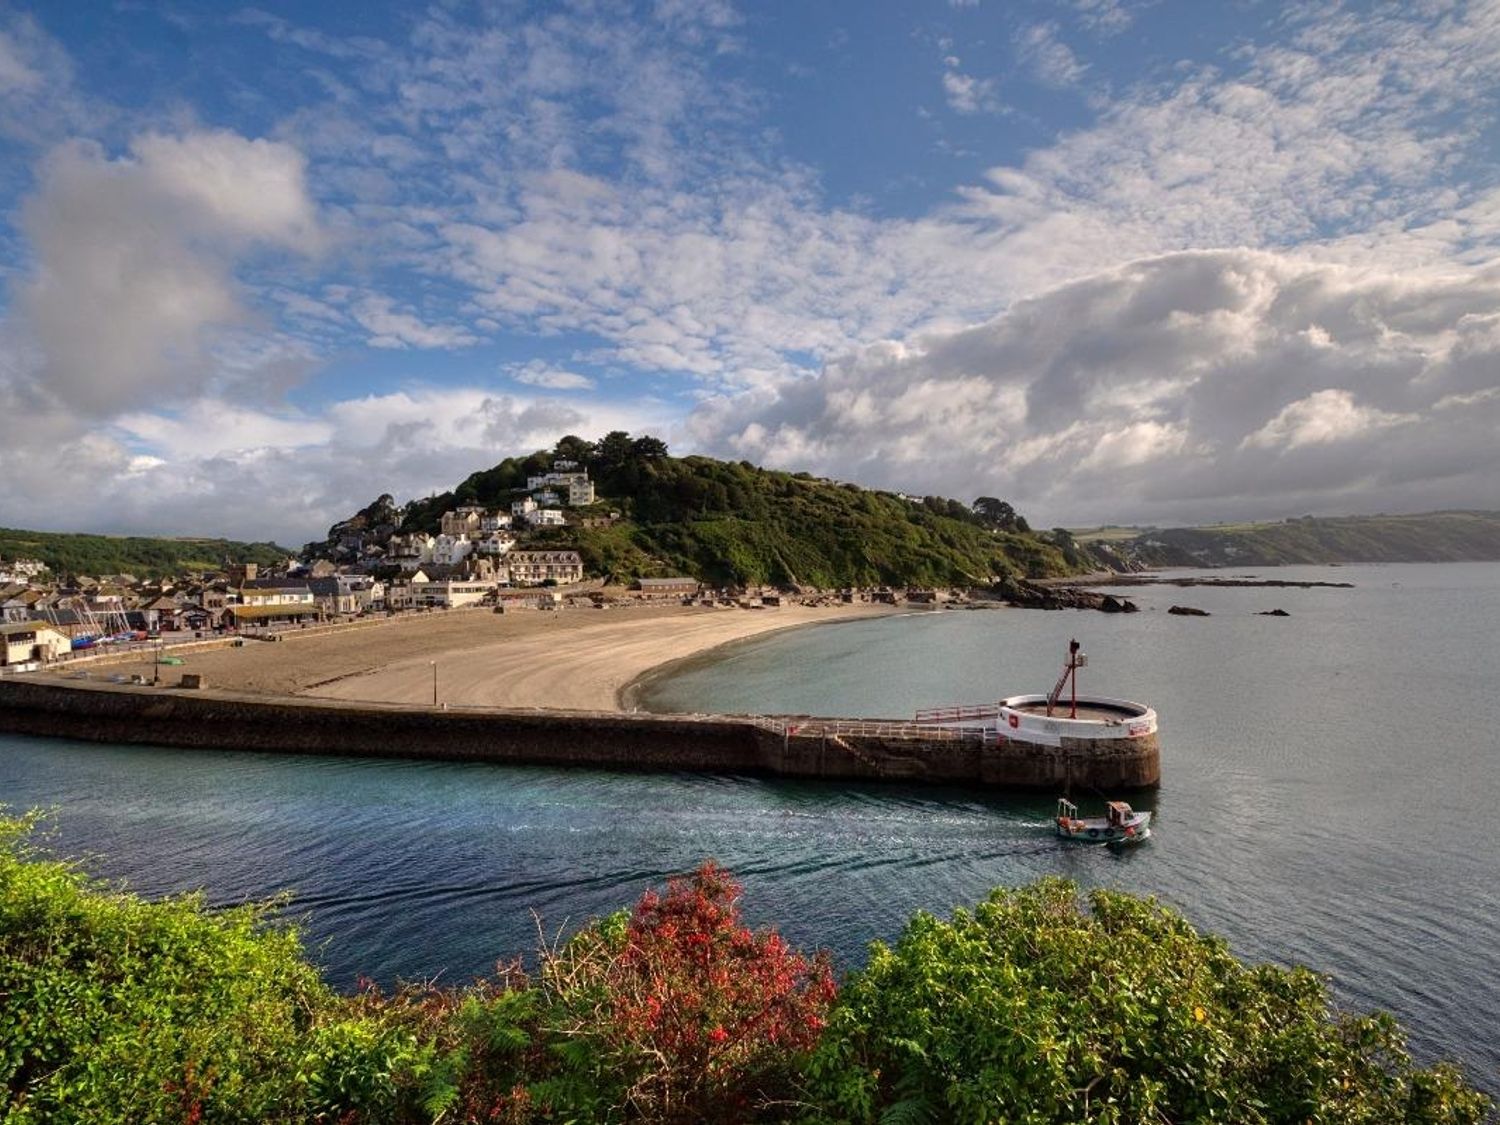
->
2, 0, 1499, 545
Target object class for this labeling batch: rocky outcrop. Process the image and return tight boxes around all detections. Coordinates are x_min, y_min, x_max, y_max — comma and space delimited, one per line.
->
1168, 605, 1210, 616
992, 578, 1138, 613
1257, 608, 1290, 616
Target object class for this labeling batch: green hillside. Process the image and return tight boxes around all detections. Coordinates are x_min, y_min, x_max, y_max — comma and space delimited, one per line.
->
0, 527, 290, 581
388, 433, 1080, 586
1073, 511, 1500, 568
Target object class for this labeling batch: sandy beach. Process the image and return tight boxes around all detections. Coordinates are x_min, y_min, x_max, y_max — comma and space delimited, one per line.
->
84, 602, 899, 712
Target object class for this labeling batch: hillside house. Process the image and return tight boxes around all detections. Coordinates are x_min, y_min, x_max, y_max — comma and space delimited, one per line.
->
0, 558, 47, 584
432, 534, 474, 566
390, 533, 436, 571
475, 531, 517, 556
479, 512, 512, 532
525, 508, 566, 528
440, 507, 483, 536
512, 496, 537, 518
507, 551, 584, 586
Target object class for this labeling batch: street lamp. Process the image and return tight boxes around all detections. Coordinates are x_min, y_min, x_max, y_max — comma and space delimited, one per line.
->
430, 660, 438, 706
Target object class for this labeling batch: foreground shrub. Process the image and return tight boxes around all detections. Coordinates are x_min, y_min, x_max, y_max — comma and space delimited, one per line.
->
377, 861, 838, 1123
2, 813, 1488, 1124
540, 861, 836, 1121
804, 877, 1491, 1124
0, 813, 424, 1123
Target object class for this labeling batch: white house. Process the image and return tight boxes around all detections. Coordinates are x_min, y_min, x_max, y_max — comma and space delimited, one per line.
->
512, 496, 538, 518
567, 479, 596, 505
410, 577, 499, 608
0, 558, 47, 584
475, 532, 517, 556
431, 534, 474, 566
479, 512, 512, 532
525, 508, 566, 528
390, 533, 436, 570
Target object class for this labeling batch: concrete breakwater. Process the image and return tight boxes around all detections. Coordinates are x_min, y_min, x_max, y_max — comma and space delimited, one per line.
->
0, 679, 1160, 792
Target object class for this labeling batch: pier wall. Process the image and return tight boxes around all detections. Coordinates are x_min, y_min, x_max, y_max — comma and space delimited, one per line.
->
0, 679, 1159, 791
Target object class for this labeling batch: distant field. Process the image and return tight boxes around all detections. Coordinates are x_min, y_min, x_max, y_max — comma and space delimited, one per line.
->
1068, 526, 1153, 542
1070, 510, 1500, 567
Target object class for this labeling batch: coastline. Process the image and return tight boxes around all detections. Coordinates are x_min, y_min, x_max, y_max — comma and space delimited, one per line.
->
70, 601, 903, 713
618, 605, 942, 712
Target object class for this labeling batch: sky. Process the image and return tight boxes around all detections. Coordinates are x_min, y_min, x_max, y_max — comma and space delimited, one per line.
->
2, 0, 1499, 547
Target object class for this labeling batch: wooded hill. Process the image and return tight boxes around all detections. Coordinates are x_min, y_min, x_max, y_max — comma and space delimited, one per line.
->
0, 527, 290, 581
1073, 511, 1500, 568
355, 433, 1087, 587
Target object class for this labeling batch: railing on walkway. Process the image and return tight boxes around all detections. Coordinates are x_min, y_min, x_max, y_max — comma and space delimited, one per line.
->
745, 715, 999, 744
911, 703, 1001, 724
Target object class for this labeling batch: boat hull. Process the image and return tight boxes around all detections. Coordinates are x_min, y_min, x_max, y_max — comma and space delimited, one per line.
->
1056, 811, 1152, 844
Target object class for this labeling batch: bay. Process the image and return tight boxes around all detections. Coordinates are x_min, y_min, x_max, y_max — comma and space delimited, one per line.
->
2, 561, 1497, 1086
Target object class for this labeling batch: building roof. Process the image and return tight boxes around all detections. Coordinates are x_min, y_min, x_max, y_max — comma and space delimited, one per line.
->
227, 604, 320, 619
1, 621, 67, 637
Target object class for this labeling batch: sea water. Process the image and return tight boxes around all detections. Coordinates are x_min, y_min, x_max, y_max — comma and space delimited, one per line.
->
2, 561, 1497, 1085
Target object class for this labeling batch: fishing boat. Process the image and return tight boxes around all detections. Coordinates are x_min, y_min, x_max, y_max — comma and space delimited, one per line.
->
1054, 797, 1151, 843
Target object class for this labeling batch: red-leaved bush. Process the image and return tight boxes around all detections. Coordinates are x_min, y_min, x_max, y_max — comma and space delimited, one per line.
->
550, 860, 837, 1122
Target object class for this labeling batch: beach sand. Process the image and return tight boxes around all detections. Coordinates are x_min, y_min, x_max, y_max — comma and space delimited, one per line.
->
85, 602, 898, 712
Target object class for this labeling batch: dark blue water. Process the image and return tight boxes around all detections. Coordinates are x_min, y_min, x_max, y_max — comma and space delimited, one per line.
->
3, 562, 1497, 1087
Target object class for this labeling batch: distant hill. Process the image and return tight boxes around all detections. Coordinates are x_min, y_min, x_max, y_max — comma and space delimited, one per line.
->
1072, 511, 1500, 568
0, 528, 290, 581
322, 432, 1091, 587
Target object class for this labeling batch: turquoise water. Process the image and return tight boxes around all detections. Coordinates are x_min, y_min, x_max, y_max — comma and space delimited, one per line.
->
2, 561, 1498, 1086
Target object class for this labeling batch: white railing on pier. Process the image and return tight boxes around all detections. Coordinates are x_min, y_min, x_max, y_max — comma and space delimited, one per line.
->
745, 715, 998, 744
911, 703, 1001, 725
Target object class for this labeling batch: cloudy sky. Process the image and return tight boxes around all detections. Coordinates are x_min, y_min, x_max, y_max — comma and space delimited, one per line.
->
3, 0, 1499, 546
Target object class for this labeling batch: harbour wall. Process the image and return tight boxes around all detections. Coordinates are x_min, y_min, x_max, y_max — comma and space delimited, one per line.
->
0, 679, 1160, 791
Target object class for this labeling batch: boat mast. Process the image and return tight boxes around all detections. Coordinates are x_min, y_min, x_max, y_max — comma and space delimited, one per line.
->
1046, 638, 1086, 718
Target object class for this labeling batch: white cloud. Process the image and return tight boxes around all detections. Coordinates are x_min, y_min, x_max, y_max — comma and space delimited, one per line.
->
1069, 0, 1137, 34
506, 360, 596, 390
352, 294, 481, 350
941, 56, 1001, 115
687, 250, 1500, 527
0, 28, 41, 93
4, 0, 1500, 546
0, 385, 670, 545
1016, 23, 1087, 88
1241, 389, 1411, 451
8, 130, 321, 416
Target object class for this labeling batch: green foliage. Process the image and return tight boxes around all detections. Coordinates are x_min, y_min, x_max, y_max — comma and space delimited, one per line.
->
0, 528, 288, 581
0, 811, 409, 1122
4, 816, 1485, 1124
803, 878, 1491, 1125
1081, 511, 1500, 568
381, 433, 1084, 586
